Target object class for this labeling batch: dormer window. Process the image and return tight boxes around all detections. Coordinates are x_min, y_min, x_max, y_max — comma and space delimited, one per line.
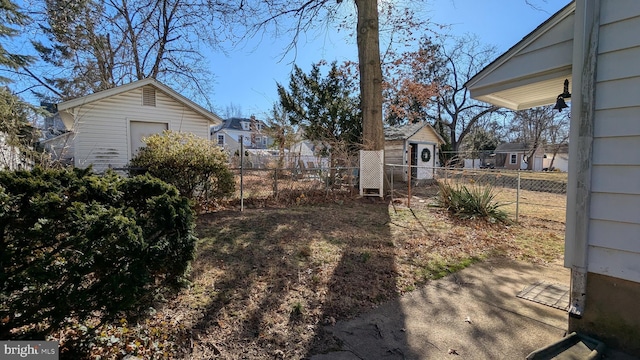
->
142, 87, 156, 107
241, 121, 250, 131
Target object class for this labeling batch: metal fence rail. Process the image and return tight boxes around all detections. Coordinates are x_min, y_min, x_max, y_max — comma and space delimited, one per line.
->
230, 166, 359, 209
224, 161, 567, 222
386, 165, 567, 222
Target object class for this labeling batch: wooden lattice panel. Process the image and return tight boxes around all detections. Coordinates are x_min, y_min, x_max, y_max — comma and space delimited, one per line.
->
359, 150, 384, 197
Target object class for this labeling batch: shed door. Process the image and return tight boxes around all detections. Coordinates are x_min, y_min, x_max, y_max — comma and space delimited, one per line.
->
409, 143, 418, 180
416, 144, 435, 179
534, 156, 543, 171
130, 121, 168, 158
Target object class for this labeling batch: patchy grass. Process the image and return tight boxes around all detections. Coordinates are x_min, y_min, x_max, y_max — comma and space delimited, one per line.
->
52, 189, 565, 359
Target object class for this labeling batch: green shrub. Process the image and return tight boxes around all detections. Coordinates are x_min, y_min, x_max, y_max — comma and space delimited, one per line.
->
437, 181, 509, 223
0, 167, 197, 338
130, 131, 235, 202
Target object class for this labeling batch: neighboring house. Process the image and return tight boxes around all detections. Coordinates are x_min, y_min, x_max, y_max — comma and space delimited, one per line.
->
290, 140, 317, 158
544, 143, 569, 172
41, 103, 73, 165
494, 143, 545, 171
466, 1, 640, 354
384, 121, 444, 181
41, 78, 221, 172
0, 133, 28, 170
211, 116, 273, 154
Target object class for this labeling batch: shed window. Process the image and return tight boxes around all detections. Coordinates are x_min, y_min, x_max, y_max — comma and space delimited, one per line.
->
142, 87, 156, 107
509, 153, 517, 164
217, 134, 224, 145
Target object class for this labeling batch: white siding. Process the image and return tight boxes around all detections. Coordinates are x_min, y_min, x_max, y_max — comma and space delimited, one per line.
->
411, 126, 442, 145
471, 12, 574, 90
71, 87, 212, 172
587, 4, 640, 283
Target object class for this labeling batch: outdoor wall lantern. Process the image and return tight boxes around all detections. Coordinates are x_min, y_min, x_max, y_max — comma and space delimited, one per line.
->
553, 79, 571, 112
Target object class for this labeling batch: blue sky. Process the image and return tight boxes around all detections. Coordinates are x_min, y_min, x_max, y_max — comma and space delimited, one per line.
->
209, 0, 569, 119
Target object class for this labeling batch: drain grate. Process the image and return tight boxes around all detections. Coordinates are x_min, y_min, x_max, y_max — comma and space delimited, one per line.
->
516, 281, 570, 311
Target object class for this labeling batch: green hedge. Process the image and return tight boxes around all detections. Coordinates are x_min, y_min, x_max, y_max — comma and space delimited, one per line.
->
0, 167, 197, 337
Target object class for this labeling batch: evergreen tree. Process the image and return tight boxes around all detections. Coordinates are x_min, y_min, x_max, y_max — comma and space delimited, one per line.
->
276, 61, 362, 157
0, 0, 34, 82
0, 0, 40, 169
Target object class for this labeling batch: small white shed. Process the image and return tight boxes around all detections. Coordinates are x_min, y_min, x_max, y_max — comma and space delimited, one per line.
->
384, 122, 445, 182
46, 78, 222, 172
466, 1, 640, 354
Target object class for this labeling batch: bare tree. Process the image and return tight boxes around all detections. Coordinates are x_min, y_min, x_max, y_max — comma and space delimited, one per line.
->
507, 105, 557, 170
544, 111, 570, 170
233, 0, 428, 151
382, 36, 442, 125
427, 35, 501, 163
221, 103, 244, 119
26, 0, 237, 106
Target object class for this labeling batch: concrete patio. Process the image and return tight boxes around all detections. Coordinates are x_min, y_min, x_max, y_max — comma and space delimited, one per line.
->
310, 258, 639, 360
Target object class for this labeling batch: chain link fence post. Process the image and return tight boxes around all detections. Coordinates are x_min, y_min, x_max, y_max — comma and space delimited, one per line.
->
240, 136, 244, 212
390, 164, 394, 201
516, 171, 521, 223
273, 167, 278, 199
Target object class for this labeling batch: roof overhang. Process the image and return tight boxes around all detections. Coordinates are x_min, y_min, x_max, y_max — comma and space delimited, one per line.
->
466, 2, 575, 110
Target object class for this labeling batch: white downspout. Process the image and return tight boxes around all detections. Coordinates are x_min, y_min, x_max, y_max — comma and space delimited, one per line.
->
565, 0, 599, 319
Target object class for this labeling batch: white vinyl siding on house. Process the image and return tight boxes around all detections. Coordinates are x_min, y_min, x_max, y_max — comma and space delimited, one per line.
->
71, 87, 211, 172
466, 5, 575, 110
587, 3, 640, 283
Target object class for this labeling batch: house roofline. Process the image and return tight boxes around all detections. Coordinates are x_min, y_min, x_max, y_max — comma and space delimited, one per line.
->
465, 1, 576, 89
57, 78, 222, 125
384, 122, 446, 144
39, 131, 73, 144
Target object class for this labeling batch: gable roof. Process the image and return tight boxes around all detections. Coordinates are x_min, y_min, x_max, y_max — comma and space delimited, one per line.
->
466, 1, 575, 110
57, 78, 222, 125
495, 143, 529, 152
494, 142, 545, 153
219, 117, 269, 131
384, 122, 445, 143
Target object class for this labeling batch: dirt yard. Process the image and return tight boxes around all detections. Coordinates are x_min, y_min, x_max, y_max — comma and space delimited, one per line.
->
59, 187, 566, 359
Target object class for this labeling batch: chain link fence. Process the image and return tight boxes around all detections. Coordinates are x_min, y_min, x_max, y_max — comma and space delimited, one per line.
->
386, 165, 567, 222
228, 166, 360, 208
221, 155, 567, 222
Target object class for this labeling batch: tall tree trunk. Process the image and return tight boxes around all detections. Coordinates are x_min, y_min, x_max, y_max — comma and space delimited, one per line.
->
355, 0, 384, 151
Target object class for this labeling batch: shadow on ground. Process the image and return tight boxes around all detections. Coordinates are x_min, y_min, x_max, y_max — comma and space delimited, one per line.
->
173, 201, 416, 359
311, 258, 571, 359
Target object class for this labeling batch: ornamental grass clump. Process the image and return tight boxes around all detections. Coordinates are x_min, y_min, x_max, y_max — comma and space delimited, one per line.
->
437, 181, 509, 223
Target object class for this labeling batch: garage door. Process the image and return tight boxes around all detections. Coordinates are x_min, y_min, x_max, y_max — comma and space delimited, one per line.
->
130, 121, 168, 158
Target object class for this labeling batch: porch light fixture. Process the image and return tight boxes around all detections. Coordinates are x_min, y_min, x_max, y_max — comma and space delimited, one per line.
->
553, 79, 571, 112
